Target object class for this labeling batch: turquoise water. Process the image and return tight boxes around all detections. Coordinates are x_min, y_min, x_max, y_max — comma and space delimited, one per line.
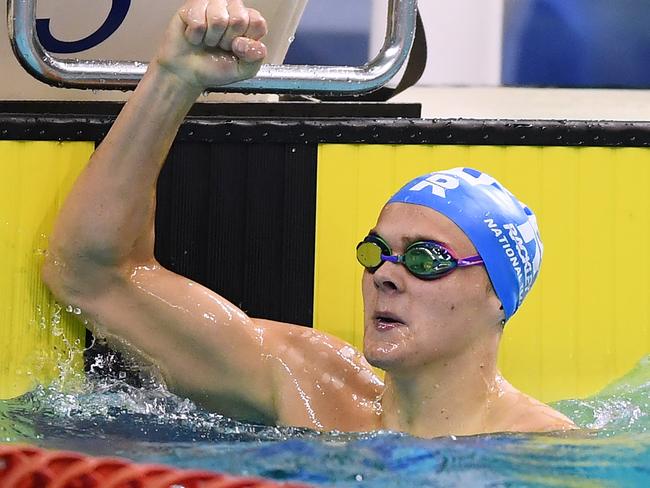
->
2, 355, 650, 487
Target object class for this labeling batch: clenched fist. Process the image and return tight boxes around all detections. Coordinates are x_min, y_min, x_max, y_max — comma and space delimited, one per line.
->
155, 0, 268, 90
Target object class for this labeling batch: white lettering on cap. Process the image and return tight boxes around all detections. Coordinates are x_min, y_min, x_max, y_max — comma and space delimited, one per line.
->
409, 174, 460, 198
446, 167, 498, 187
517, 216, 543, 279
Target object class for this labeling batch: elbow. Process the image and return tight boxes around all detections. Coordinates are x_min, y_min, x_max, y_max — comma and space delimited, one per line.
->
41, 230, 134, 304
41, 253, 80, 305
41, 228, 82, 303
42, 245, 140, 308
41, 246, 104, 307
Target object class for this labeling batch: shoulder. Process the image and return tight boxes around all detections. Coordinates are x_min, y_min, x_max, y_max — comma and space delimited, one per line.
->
255, 319, 382, 387
508, 399, 576, 433
252, 319, 384, 430
489, 381, 576, 433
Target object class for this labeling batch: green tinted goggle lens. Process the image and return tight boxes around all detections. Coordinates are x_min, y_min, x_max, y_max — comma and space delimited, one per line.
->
404, 247, 454, 275
356, 236, 457, 279
356, 240, 384, 269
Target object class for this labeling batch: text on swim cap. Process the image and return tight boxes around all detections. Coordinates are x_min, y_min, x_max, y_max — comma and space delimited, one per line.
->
409, 175, 459, 198
485, 218, 541, 306
407, 169, 500, 198
504, 223, 534, 302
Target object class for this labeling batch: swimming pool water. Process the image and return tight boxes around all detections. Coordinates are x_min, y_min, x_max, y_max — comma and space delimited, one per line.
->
2, 355, 650, 487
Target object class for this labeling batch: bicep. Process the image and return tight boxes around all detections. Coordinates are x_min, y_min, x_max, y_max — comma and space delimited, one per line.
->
75, 263, 279, 421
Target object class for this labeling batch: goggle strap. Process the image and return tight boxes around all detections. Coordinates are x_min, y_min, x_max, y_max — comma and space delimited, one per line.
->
380, 254, 401, 264
457, 255, 483, 267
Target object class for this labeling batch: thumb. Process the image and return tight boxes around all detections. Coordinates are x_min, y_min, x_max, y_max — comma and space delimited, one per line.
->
232, 37, 267, 64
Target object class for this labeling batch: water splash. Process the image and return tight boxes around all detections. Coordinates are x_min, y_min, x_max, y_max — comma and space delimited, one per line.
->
1, 355, 650, 486
554, 355, 650, 433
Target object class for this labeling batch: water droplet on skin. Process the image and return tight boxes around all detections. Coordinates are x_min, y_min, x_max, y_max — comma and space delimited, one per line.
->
340, 346, 356, 359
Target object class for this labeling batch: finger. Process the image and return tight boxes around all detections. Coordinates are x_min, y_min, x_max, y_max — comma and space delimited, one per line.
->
179, 0, 209, 46
204, 0, 229, 47
244, 8, 267, 41
232, 37, 267, 64
219, 0, 249, 51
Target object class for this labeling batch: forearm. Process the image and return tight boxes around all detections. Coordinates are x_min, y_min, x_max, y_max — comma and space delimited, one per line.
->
48, 63, 202, 272
44, 0, 267, 296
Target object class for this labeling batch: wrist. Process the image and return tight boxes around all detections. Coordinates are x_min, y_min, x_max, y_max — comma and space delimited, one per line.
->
149, 58, 205, 101
120, 61, 204, 129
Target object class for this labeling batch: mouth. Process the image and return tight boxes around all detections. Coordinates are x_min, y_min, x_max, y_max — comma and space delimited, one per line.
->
373, 312, 406, 331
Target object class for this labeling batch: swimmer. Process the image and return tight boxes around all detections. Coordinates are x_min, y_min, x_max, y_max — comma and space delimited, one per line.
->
42, 0, 575, 437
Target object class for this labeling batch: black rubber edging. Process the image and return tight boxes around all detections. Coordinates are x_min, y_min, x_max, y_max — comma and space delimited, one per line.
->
1, 113, 649, 147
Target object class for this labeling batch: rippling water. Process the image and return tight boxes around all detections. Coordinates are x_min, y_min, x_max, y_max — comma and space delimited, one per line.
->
2, 355, 650, 487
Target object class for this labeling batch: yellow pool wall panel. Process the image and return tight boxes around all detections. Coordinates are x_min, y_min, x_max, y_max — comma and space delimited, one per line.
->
313, 144, 650, 403
0, 141, 93, 399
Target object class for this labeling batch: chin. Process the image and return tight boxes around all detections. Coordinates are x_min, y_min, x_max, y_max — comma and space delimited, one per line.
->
362, 322, 416, 370
363, 342, 407, 371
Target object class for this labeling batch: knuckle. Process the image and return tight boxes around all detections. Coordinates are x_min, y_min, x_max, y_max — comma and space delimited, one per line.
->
228, 15, 248, 32
250, 17, 267, 35
187, 13, 205, 28
248, 13, 264, 27
246, 9, 267, 36
209, 14, 229, 30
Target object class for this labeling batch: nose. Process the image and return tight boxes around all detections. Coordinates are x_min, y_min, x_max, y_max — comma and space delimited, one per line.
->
372, 260, 406, 294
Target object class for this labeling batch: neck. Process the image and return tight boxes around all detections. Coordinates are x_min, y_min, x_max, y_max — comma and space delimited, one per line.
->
380, 339, 502, 437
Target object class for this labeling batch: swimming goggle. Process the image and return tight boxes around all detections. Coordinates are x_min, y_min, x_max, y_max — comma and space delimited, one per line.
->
356, 234, 484, 280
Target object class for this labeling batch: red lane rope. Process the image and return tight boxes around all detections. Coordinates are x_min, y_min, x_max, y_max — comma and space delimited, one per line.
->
0, 444, 312, 488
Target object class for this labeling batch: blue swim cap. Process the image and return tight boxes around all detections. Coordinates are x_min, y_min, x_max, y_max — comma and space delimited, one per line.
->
387, 167, 542, 320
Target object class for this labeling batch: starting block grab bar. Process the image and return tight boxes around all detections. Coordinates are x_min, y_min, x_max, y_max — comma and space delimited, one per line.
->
7, 0, 419, 96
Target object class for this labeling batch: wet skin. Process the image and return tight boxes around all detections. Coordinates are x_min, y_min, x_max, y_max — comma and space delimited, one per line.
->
362, 203, 503, 374
42, 0, 575, 437
362, 203, 574, 436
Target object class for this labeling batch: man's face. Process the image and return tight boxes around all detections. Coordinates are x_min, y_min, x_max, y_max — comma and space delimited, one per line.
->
361, 203, 503, 373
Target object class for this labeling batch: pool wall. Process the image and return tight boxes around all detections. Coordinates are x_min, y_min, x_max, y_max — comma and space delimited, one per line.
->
1, 101, 649, 403
0, 139, 91, 398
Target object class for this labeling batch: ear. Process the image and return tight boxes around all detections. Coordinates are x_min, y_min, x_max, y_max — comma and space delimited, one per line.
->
484, 274, 506, 327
